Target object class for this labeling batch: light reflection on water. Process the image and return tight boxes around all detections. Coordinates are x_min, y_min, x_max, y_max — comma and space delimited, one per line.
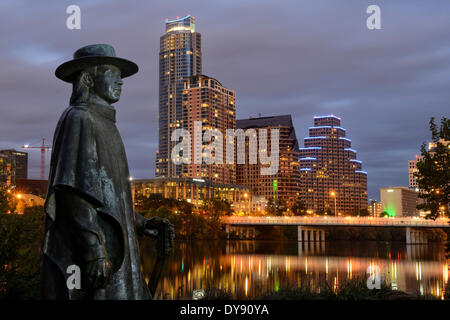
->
140, 240, 449, 300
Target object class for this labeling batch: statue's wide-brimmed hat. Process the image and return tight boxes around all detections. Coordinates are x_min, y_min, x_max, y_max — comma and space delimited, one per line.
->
55, 44, 138, 83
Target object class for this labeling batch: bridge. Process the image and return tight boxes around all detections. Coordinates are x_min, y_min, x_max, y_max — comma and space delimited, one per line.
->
221, 216, 450, 244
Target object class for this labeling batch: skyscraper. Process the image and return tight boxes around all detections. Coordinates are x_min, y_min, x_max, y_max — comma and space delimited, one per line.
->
236, 115, 300, 209
156, 15, 202, 178
299, 115, 367, 215
408, 155, 421, 189
182, 75, 236, 184
0, 149, 28, 186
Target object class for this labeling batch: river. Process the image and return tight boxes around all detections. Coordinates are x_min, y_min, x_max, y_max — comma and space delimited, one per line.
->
140, 240, 449, 299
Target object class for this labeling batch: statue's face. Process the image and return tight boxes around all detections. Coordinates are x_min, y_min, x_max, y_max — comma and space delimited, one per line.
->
93, 65, 123, 104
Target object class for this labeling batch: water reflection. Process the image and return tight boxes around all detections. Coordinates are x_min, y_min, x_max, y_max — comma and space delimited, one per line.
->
140, 240, 449, 300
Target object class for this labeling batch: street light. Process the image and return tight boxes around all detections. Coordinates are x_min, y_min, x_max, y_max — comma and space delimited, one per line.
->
330, 191, 337, 217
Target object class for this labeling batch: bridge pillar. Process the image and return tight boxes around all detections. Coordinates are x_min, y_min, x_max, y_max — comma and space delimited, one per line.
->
225, 225, 230, 239
298, 227, 326, 242
406, 227, 428, 244
297, 226, 303, 242
406, 227, 412, 244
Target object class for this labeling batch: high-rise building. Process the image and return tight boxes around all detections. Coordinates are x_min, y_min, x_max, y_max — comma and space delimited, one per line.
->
182, 75, 236, 184
0, 149, 28, 186
156, 15, 202, 178
299, 115, 367, 215
236, 115, 300, 209
380, 187, 419, 217
408, 155, 422, 189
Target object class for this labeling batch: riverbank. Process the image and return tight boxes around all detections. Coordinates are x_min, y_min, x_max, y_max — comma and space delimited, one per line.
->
200, 277, 450, 300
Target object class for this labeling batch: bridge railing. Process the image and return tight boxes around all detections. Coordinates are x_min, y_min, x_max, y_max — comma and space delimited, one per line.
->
221, 216, 450, 227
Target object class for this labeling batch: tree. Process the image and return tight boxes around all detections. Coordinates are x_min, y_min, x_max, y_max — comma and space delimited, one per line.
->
135, 193, 179, 212
415, 117, 449, 219
266, 197, 285, 216
202, 199, 232, 217
358, 208, 370, 217
291, 199, 307, 216
0, 185, 12, 214
0, 206, 45, 299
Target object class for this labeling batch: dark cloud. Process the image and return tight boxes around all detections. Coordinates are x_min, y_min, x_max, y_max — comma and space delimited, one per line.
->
1, 0, 449, 200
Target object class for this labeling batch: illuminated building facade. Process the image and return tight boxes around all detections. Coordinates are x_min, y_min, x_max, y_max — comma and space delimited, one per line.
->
0, 149, 28, 186
0, 153, 8, 185
299, 115, 367, 215
408, 155, 422, 189
182, 75, 236, 184
156, 15, 202, 178
132, 178, 251, 213
368, 199, 383, 217
380, 187, 419, 217
251, 195, 268, 214
235, 115, 300, 209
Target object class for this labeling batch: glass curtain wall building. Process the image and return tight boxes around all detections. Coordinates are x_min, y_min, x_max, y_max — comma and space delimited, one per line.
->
156, 15, 202, 178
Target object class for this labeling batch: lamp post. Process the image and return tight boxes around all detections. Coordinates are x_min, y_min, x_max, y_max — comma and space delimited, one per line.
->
330, 191, 337, 217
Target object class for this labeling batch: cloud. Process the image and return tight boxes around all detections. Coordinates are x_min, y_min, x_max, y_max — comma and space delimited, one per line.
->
0, 0, 449, 200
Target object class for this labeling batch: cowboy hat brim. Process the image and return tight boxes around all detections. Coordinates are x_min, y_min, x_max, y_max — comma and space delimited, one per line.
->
55, 56, 138, 83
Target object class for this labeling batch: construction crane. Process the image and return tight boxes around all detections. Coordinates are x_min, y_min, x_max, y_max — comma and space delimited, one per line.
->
22, 138, 52, 180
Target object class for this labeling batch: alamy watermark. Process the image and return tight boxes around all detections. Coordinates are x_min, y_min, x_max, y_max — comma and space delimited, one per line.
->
66, 264, 81, 290
66, 5, 81, 30
171, 121, 280, 175
366, 264, 381, 289
366, 5, 381, 30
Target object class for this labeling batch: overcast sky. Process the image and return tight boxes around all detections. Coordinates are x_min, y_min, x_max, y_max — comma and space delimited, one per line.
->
0, 0, 449, 200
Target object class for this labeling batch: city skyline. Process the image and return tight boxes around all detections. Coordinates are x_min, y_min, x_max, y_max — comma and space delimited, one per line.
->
1, 1, 450, 201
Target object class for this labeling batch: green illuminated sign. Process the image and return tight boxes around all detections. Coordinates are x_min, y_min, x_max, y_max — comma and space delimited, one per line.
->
273, 179, 278, 191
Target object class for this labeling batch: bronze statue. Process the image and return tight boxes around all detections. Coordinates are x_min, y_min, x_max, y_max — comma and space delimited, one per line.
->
42, 44, 174, 300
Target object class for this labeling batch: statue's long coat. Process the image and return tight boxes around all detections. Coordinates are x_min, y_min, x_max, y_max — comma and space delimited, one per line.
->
42, 102, 150, 300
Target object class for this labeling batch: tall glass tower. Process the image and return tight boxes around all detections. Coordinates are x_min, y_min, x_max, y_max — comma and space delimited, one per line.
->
156, 15, 202, 177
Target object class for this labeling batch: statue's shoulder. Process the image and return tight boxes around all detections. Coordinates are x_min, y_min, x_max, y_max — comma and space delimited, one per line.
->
63, 105, 94, 124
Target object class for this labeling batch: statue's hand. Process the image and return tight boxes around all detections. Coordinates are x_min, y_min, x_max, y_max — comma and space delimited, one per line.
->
145, 217, 175, 256
85, 257, 112, 289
